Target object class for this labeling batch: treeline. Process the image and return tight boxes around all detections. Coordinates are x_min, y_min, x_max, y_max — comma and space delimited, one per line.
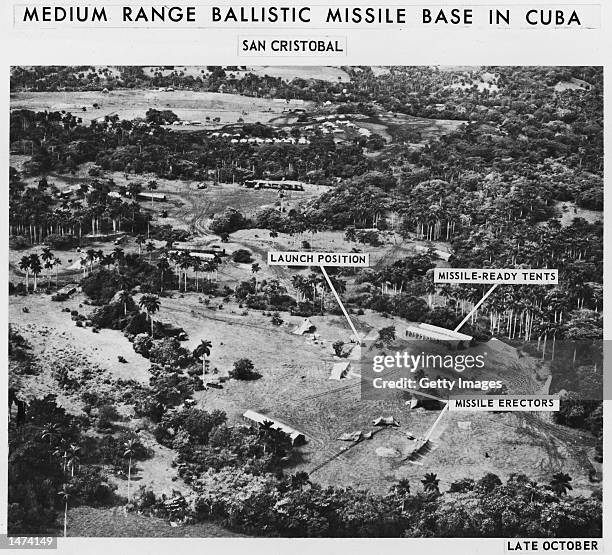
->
131, 465, 601, 538
10, 110, 376, 184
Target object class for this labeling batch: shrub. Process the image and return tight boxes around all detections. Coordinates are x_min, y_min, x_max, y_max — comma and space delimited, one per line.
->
210, 208, 247, 234
229, 358, 261, 381
133, 333, 153, 357
9, 235, 31, 250
232, 249, 252, 264
97, 404, 120, 430
44, 234, 80, 250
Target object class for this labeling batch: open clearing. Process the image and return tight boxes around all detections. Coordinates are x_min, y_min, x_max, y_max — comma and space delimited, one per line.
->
67, 506, 243, 537
11, 287, 599, 499
10, 89, 313, 126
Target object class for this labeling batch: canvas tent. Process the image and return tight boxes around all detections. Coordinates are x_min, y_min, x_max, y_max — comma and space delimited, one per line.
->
405, 322, 472, 349
337, 431, 363, 442
292, 318, 316, 336
329, 361, 351, 380
372, 416, 400, 427
243, 410, 306, 445
347, 343, 362, 360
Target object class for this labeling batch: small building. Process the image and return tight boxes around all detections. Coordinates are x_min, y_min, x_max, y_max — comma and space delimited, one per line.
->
243, 410, 306, 445
136, 192, 167, 202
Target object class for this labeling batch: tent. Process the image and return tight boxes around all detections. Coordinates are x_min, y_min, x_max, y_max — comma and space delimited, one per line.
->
292, 318, 316, 336
329, 361, 350, 380
372, 416, 400, 427
337, 431, 363, 442
347, 343, 362, 360
243, 410, 306, 445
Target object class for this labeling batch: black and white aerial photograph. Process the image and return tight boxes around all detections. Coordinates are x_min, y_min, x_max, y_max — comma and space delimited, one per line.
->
8, 65, 603, 538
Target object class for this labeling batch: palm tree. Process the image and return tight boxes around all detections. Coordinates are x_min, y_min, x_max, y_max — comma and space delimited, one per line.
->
157, 257, 170, 292
136, 234, 145, 256
52, 437, 70, 474
18, 255, 31, 291
178, 253, 192, 291
67, 445, 80, 477
117, 290, 132, 316
112, 247, 124, 268
146, 241, 155, 264
389, 478, 411, 511
251, 263, 261, 290
41, 247, 54, 287
258, 420, 275, 455
550, 473, 573, 496
57, 486, 70, 538
139, 294, 160, 336
290, 471, 311, 491
191, 257, 202, 292
123, 439, 139, 503
421, 473, 440, 494
28, 254, 42, 292
53, 258, 62, 288
85, 248, 97, 272
41, 423, 60, 445
193, 339, 212, 374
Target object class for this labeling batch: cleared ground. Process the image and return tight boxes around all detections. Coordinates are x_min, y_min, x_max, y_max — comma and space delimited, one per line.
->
66, 506, 243, 537
10, 90, 312, 126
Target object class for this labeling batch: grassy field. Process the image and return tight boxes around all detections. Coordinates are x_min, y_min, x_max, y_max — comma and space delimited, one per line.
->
141, 65, 351, 83
556, 201, 602, 226
67, 506, 243, 537
10, 89, 312, 126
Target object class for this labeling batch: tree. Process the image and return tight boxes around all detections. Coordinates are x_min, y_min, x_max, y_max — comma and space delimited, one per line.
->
53, 258, 62, 287
57, 486, 70, 538
28, 254, 42, 291
41, 247, 54, 288
251, 263, 261, 289
123, 439, 140, 503
193, 339, 212, 375
421, 473, 440, 494
377, 326, 396, 347
157, 256, 170, 292
18, 255, 31, 291
550, 472, 573, 496
389, 478, 411, 511
332, 341, 345, 357
344, 225, 357, 243
136, 234, 145, 256
139, 294, 160, 336
67, 445, 80, 477
230, 358, 260, 380
146, 241, 155, 264
41, 423, 60, 445
290, 471, 311, 491
117, 290, 132, 316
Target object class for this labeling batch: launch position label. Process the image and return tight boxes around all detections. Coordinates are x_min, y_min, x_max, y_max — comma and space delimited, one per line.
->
268, 251, 370, 267
434, 268, 558, 285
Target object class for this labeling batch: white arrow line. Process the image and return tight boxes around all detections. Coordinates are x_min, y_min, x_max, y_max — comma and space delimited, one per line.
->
423, 402, 450, 442
453, 283, 499, 333
320, 265, 361, 342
